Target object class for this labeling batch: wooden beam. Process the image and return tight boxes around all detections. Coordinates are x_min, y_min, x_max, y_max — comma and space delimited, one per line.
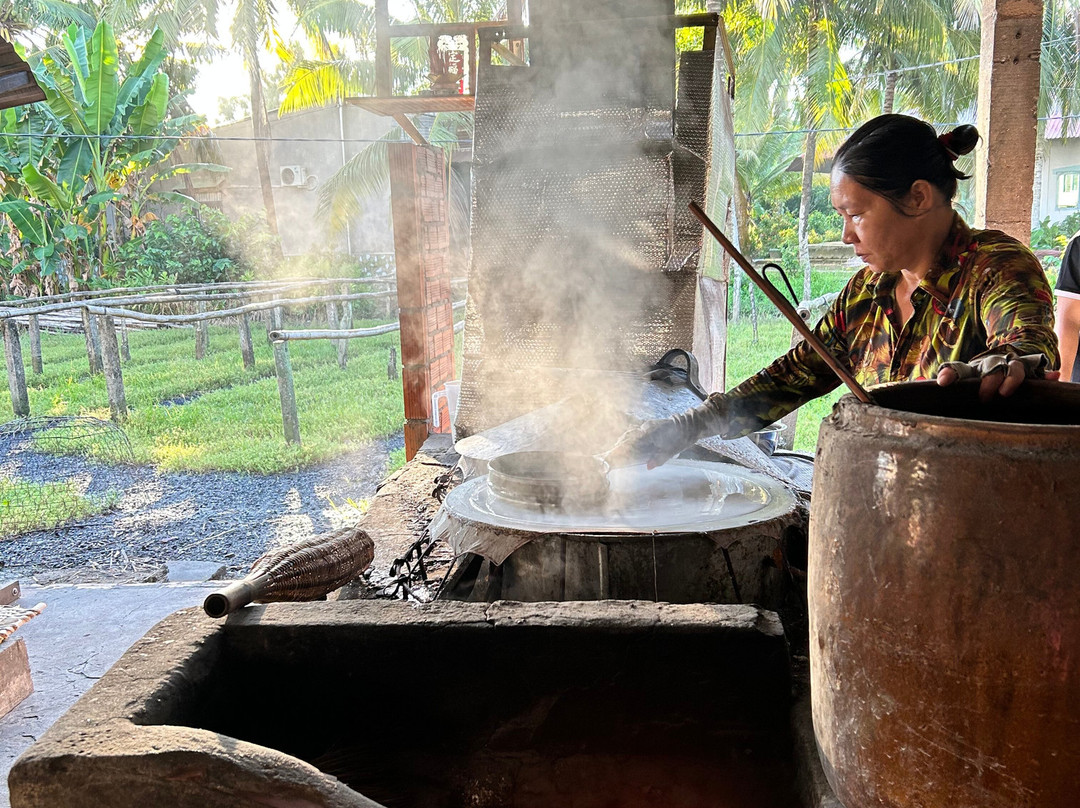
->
393, 113, 429, 146
974, 0, 1043, 241
0, 639, 33, 720
491, 41, 527, 66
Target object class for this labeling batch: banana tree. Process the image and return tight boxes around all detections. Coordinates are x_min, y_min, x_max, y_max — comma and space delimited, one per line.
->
0, 20, 207, 294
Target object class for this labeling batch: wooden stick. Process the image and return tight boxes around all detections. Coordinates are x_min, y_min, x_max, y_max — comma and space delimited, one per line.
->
0, 290, 395, 321
689, 201, 873, 404
0, 277, 393, 307
270, 323, 402, 341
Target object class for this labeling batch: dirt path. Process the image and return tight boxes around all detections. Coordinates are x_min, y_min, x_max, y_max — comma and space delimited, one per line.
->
0, 435, 403, 585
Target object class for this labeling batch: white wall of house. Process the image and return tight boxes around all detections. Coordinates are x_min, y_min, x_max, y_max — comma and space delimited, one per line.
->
181, 105, 397, 258
1035, 137, 1080, 226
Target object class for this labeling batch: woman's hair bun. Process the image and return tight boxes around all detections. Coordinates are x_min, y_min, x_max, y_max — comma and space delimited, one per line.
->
946, 124, 979, 157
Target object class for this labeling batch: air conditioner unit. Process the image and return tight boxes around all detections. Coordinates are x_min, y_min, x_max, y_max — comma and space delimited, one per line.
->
279, 165, 307, 187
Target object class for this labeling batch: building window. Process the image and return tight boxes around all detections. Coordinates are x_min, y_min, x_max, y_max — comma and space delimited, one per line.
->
1059, 171, 1080, 209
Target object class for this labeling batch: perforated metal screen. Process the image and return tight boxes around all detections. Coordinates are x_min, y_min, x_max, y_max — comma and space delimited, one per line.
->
457, 1, 730, 436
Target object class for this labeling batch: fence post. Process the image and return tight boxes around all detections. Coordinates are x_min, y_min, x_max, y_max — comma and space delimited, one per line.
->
27, 314, 42, 375
270, 298, 300, 444
81, 306, 102, 374
2, 320, 30, 417
272, 336, 301, 445
337, 283, 352, 370
239, 312, 255, 370
97, 315, 127, 422
120, 318, 130, 362
195, 302, 208, 360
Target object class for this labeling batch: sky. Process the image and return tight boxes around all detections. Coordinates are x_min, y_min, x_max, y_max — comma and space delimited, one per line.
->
188, 0, 418, 124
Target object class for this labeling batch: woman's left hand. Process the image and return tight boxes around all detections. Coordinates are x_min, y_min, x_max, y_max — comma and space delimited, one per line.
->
937, 353, 1058, 401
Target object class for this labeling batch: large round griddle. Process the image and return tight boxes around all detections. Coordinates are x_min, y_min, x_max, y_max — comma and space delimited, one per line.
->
442, 459, 797, 535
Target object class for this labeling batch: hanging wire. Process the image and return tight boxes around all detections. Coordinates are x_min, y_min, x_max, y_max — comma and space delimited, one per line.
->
0, 131, 471, 144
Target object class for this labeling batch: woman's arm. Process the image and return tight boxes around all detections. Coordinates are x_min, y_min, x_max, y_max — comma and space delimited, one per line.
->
937, 245, 1059, 398
712, 292, 850, 439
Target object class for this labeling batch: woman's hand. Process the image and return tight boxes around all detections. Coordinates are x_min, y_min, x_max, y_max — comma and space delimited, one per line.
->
604, 398, 729, 470
936, 353, 1057, 402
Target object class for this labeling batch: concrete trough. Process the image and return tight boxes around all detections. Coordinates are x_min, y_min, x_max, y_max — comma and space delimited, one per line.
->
10, 600, 827, 808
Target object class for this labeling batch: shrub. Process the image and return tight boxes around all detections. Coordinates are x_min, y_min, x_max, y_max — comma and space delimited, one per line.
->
1030, 212, 1080, 250
115, 205, 239, 285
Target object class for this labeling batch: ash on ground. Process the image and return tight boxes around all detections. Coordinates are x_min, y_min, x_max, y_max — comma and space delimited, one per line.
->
0, 431, 403, 586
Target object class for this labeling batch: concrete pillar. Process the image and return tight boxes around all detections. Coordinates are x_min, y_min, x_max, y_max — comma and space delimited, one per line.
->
974, 0, 1043, 240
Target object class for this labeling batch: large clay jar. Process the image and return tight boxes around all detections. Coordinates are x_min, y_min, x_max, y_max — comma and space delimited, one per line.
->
810, 380, 1080, 808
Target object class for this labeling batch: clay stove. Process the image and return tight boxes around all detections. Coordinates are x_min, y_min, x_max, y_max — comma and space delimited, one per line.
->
435, 454, 802, 605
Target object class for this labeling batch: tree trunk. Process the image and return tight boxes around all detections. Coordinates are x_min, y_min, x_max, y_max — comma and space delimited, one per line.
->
798, 129, 817, 302
883, 70, 898, 114
248, 50, 281, 242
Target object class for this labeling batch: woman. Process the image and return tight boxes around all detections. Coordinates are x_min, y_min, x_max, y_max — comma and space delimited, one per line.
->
618, 114, 1060, 467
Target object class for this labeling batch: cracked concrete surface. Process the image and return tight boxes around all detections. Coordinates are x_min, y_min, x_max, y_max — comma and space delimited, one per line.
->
0, 582, 219, 808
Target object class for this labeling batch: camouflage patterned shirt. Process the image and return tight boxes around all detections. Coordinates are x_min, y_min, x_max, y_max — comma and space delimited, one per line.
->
711, 213, 1059, 438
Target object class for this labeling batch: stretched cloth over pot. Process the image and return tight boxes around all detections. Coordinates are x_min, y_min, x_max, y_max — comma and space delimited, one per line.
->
456, 0, 734, 436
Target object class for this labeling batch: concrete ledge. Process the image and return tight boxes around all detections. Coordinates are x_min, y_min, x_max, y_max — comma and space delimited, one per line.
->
11, 600, 795, 808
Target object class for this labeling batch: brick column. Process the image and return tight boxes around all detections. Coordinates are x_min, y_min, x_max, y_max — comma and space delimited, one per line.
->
974, 0, 1042, 240
388, 143, 455, 460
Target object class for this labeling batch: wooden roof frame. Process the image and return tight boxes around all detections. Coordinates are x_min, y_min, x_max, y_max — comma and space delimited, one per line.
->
0, 35, 46, 111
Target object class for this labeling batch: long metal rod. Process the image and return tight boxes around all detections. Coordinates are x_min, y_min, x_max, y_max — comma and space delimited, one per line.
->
689, 201, 873, 404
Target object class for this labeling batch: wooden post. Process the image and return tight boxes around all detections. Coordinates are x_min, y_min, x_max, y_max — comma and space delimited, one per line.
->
2, 320, 30, 417
337, 283, 352, 369
120, 318, 130, 362
974, 0, 1043, 240
388, 346, 398, 380
27, 314, 41, 375
270, 300, 300, 444
80, 306, 102, 374
239, 312, 256, 369
272, 339, 301, 445
195, 302, 208, 359
97, 315, 127, 422
324, 298, 342, 366
388, 143, 456, 459
375, 0, 391, 97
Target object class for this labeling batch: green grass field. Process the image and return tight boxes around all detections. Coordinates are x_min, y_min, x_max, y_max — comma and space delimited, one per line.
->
0, 310, 840, 474
0, 321, 406, 473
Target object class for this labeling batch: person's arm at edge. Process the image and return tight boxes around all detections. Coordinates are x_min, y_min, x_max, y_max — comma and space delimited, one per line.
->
1056, 295, 1080, 381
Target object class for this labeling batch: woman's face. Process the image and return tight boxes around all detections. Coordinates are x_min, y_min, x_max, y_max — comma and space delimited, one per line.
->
829, 171, 927, 274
